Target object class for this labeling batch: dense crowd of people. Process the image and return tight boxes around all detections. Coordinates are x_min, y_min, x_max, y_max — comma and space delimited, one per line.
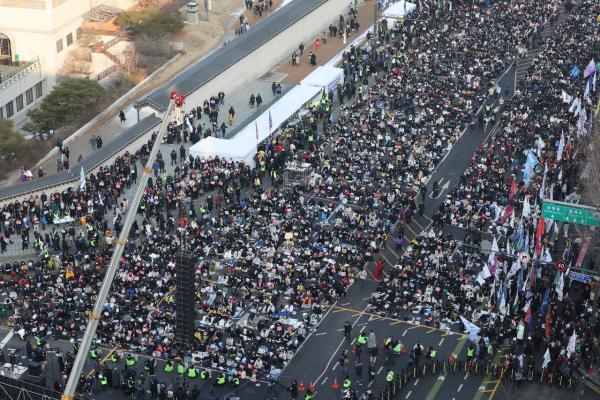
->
370, 0, 600, 389
0, 0, 598, 398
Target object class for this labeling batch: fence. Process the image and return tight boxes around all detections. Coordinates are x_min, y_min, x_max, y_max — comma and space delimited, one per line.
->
374, 358, 580, 400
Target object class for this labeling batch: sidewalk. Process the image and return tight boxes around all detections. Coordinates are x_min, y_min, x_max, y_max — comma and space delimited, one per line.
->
276, 0, 376, 84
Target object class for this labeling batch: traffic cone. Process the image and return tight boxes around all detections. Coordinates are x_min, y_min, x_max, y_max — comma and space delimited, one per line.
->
298, 381, 305, 392
331, 378, 340, 389
308, 382, 315, 393
352, 345, 356, 354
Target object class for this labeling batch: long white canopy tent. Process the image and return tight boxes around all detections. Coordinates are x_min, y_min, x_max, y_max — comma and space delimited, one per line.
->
188, 72, 344, 165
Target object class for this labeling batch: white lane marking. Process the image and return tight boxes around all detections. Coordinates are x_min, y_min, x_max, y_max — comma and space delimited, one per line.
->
332, 363, 338, 371
402, 329, 408, 337
321, 377, 328, 385
362, 297, 371, 301
464, 372, 469, 380
342, 302, 351, 306
438, 338, 444, 346
377, 366, 383, 374
358, 322, 368, 327
350, 338, 356, 345
316, 332, 327, 336
337, 328, 344, 332
360, 325, 366, 333
0, 329, 14, 350
368, 380, 374, 387
311, 303, 369, 385
405, 391, 412, 399
437, 376, 445, 381
457, 384, 463, 392
413, 378, 419, 386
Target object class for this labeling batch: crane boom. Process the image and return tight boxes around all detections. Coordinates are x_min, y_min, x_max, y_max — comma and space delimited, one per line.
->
61, 101, 176, 400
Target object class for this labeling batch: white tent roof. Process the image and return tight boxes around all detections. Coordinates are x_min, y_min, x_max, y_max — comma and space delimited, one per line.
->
382, 0, 416, 19
189, 84, 322, 165
300, 65, 344, 92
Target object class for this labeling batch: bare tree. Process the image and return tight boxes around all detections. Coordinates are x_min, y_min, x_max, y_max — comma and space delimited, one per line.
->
62, 48, 93, 76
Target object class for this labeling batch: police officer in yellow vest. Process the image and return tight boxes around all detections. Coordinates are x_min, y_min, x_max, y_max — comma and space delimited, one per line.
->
229, 375, 240, 387
343, 376, 351, 388
110, 352, 120, 364
214, 373, 226, 386
177, 363, 186, 375
357, 333, 367, 347
164, 361, 174, 373
125, 354, 136, 368
386, 370, 394, 385
200, 369, 208, 380
99, 374, 108, 389
90, 348, 101, 360
393, 341, 403, 355
466, 345, 475, 362
187, 366, 197, 379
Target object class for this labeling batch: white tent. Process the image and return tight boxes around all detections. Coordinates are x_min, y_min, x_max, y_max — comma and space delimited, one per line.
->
300, 65, 344, 93
189, 84, 321, 165
382, 0, 416, 19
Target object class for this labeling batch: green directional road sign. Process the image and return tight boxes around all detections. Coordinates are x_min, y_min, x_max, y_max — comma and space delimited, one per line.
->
542, 200, 600, 227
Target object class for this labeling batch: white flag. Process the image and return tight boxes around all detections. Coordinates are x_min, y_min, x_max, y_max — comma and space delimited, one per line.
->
561, 90, 573, 104
542, 347, 551, 368
556, 271, 564, 301
557, 132, 565, 161
79, 166, 86, 192
460, 316, 481, 342
522, 195, 531, 218
567, 331, 577, 358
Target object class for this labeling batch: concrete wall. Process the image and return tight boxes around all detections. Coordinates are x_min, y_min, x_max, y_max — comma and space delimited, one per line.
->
164, 0, 352, 115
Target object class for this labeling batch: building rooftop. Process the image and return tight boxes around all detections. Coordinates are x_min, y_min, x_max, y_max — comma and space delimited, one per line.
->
82, 5, 123, 23
0, 62, 33, 84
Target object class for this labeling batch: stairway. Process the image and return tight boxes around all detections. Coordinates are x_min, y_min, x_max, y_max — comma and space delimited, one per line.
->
515, 9, 568, 84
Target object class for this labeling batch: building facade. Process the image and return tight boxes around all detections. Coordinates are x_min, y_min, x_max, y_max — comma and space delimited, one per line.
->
0, 0, 136, 127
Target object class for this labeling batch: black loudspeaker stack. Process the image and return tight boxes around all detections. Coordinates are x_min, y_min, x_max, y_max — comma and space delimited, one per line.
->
174, 251, 197, 347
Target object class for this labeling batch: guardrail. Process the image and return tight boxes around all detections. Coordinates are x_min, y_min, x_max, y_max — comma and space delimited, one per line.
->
97, 64, 119, 81
0, 114, 161, 203
0, 58, 40, 92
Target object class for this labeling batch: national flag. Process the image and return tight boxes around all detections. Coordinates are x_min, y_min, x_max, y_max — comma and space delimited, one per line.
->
570, 65, 580, 78
507, 259, 520, 279
544, 306, 553, 337
567, 330, 577, 357
459, 316, 481, 342
529, 263, 536, 288
539, 288, 549, 317
555, 271, 564, 301
584, 59, 596, 78
542, 347, 551, 369
523, 150, 539, 181
255, 120, 259, 141
79, 166, 86, 192
498, 284, 507, 316
557, 132, 565, 161
539, 163, 548, 201
268, 109, 273, 131
535, 216, 545, 257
